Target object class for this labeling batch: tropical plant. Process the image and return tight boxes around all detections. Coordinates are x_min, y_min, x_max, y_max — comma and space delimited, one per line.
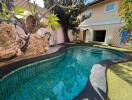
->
44, 13, 59, 30
0, 0, 26, 22
1, 0, 14, 11
119, 0, 132, 31
119, 0, 132, 44
0, 0, 14, 21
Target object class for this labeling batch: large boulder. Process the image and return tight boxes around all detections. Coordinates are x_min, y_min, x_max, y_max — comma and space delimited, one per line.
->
0, 23, 27, 59
0, 23, 50, 60
36, 28, 48, 37
25, 28, 49, 56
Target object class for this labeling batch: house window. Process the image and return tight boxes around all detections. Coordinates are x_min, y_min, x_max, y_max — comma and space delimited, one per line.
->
84, 11, 92, 18
105, 2, 116, 12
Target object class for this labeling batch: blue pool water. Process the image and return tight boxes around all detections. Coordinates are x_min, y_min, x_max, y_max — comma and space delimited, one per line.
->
0, 46, 123, 100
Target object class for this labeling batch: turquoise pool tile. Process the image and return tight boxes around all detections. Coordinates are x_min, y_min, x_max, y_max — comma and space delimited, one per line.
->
1, 47, 124, 100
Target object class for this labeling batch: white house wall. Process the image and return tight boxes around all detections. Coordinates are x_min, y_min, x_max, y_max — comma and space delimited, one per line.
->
56, 25, 64, 44
80, 23, 124, 47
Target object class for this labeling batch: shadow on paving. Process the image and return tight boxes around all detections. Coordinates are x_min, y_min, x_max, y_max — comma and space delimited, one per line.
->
74, 79, 106, 100
109, 62, 132, 85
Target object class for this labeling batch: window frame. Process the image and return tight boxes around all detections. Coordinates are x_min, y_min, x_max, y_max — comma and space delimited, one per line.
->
105, 2, 116, 13
84, 10, 92, 18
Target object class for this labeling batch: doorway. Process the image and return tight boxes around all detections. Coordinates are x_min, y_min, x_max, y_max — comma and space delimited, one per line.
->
83, 30, 87, 42
93, 30, 106, 42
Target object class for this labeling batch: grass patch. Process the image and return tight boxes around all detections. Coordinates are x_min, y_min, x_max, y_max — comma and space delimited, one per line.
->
107, 61, 132, 100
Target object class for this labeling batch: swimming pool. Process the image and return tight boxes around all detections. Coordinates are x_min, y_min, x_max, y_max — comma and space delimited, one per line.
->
0, 46, 124, 100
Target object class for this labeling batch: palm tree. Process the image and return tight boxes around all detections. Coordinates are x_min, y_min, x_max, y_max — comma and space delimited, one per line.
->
44, 13, 59, 31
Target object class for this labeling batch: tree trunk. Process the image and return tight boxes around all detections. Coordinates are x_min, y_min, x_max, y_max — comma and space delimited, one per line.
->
62, 25, 70, 42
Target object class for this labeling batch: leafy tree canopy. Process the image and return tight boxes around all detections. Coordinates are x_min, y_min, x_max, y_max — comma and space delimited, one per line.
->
43, 0, 86, 29
43, 0, 88, 42
119, 0, 132, 31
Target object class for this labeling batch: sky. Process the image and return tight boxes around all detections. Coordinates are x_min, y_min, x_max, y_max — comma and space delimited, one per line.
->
30, 0, 93, 8
30, 0, 44, 8
84, 0, 93, 4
